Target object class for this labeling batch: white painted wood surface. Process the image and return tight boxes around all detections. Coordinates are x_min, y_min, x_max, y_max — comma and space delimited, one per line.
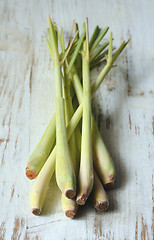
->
0, 0, 154, 239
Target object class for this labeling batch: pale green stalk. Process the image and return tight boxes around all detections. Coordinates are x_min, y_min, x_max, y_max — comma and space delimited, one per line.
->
61, 194, 78, 219
61, 29, 79, 176
72, 118, 109, 211
61, 28, 79, 218
25, 114, 56, 179
76, 20, 93, 205
91, 170, 109, 211
48, 16, 76, 199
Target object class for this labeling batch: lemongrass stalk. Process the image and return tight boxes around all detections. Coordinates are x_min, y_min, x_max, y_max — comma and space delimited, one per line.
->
25, 113, 56, 179
89, 26, 109, 55
61, 72, 79, 216
61, 28, 80, 218
91, 170, 109, 211
30, 147, 56, 215
61, 194, 78, 218
73, 124, 109, 211
76, 19, 93, 205
48, 16, 76, 199
30, 104, 83, 215
61, 29, 79, 176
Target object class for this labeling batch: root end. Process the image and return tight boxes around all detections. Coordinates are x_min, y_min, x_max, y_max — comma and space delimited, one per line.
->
76, 194, 88, 205
26, 169, 37, 180
65, 210, 76, 219
65, 189, 76, 199
95, 200, 109, 211
32, 208, 41, 216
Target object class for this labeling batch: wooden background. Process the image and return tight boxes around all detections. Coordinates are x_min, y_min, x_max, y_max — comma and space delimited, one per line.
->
0, 0, 153, 239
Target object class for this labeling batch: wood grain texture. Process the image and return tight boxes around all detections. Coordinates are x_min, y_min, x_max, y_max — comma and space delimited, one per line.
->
0, 0, 154, 239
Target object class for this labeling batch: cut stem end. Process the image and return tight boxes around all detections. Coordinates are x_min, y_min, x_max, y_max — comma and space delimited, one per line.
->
65, 210, 76, 219
65, 189, 76, 199
76, 193, 88, 205
26, 168, 37, 180
95, 200, 109, 211
32, 208, 41, 216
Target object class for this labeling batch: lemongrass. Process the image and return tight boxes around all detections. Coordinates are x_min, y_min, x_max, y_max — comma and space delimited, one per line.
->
61, 194, 78, 219
25, 114, 56, 179
28, 38, 128, 184
76, 19, 93, 205
48, 15, 76, 199
30, 147, 56, 215
61, 28, 79, 177
26, 25, 107, 180
91, 170, 109, 211
30, 38, 128, 214
61, 27, 79, 219
72, 122, 109, 211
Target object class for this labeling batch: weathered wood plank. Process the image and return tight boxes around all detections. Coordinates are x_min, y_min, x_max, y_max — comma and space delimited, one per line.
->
0, 0, 153, 239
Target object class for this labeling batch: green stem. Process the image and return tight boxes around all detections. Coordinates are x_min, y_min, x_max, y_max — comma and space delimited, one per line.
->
76, 21, 93, 205
25, 114, 56, 179
61, 29, 79, 176
91, 170, 109, 211
61, 194, 78, 218
47, 17, 76, 199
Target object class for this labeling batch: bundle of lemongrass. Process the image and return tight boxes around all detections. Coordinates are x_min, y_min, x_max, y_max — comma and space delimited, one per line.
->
25, 16, 129, 218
